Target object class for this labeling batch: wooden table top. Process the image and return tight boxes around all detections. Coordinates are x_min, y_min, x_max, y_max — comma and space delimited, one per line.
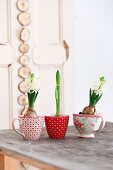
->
0, 123, 113, 170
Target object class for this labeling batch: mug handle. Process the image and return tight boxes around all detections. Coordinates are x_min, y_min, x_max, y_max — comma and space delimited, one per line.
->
94, 116, 105, 132
12, 118, 25, 138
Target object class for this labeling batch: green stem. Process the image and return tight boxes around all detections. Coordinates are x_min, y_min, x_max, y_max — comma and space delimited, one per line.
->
56, 86, 60, 116
55, 70, 61, 116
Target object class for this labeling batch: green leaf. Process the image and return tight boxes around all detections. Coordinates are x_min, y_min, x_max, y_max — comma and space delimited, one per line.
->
34, 91, 38, 102
90, 90, 95, 105
28, 91, 38, 108
94, 93, 103, 105
89, 88, 92, 104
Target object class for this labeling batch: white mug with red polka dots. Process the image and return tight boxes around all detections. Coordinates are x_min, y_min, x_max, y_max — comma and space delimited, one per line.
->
12, 116, 44, 140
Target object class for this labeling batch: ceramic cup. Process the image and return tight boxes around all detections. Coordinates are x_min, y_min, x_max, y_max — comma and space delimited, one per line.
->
45, 115, 69, 139
12, 116, 44, 140
73, 114, 105, 138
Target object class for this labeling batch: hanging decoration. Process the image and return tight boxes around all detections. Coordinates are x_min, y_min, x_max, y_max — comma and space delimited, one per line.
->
17, 0, 31, 114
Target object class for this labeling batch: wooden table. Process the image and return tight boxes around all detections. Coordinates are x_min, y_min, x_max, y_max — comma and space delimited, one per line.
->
0, 123, 113, 170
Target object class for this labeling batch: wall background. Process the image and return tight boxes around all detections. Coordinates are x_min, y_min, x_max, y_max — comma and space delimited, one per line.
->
72, 0, 113, 122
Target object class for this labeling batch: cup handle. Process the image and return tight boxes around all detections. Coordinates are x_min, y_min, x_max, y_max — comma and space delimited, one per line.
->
12, 118, 25, 138
94, 116, 105, 132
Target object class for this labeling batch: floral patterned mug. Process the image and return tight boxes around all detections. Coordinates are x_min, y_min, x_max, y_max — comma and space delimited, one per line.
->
12, 116, 44, 140
73, 114, 105, 138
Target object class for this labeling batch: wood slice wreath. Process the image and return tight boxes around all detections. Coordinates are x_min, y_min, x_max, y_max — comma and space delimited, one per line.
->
17, 0, 32, 117
20, 28, 30, 42
19, 55, 30, 65
17, 0, 29, 12
18, 66, 31, 79
18, 80, 27, 93
18, 94, 28, 105
19, 43, 29, 53
18, 12, 31, 26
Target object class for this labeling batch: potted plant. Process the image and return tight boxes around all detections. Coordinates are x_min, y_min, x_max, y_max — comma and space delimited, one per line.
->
24, 73, 39, 117
12, 73, 44, 140
73, 76, 106, 138
80, 76, 106, 115
45, 70, 69, 139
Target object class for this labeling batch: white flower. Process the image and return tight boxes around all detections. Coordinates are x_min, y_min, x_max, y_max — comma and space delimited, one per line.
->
92, 76, 106, 95
89, 76, 106, 106
24, 73, 39, 93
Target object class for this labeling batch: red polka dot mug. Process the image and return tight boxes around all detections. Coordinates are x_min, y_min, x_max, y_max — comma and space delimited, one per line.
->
45, 115, 69, 139
12, 116, 44, 140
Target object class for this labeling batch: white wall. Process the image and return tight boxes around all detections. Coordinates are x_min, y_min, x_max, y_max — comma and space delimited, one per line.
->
72, 0, 113, 122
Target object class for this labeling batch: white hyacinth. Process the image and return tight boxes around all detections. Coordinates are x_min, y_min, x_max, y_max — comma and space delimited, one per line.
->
89, 76, 106, 106
92, 77, 106, 95
24, 73, 39, 93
